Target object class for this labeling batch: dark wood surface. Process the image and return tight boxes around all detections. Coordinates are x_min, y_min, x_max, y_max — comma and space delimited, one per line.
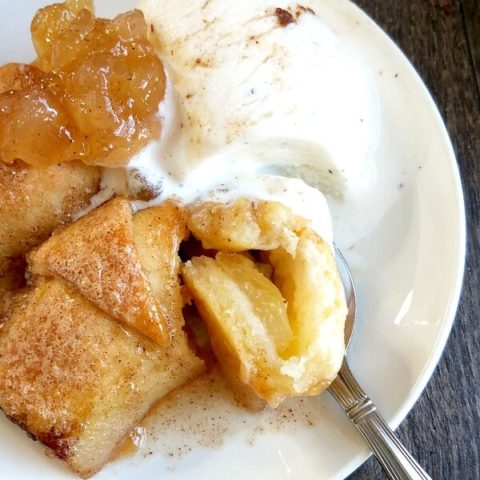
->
347, 1, 480, 479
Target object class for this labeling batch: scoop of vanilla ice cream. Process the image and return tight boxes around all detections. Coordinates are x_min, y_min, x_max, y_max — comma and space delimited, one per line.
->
139, 0, 379, 197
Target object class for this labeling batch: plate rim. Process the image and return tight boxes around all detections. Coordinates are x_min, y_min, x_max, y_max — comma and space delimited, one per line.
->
339, 0, 467, 476
0, 1, 467, 479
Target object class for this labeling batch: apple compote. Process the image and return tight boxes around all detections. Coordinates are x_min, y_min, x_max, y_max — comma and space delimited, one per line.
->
0, 0, 165, 168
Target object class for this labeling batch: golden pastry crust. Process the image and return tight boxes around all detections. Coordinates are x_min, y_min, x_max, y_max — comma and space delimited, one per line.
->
28, 197, 170, 345
132, 202, 188, 333
1, 197, 202, 477
0, 279, 204, 478
186, 198, 307, 255
183, 198, 347, 407
0, 160, 101, 259
0, 160, 101, 296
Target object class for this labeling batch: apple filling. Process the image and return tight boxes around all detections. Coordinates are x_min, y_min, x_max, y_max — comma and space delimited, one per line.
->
183, 199, 347, 407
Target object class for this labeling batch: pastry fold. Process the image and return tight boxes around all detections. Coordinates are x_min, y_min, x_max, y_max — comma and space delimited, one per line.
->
183, 199, 347, 407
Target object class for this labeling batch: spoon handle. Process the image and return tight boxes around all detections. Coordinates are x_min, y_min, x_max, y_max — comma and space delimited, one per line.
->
329, 360, 432, 480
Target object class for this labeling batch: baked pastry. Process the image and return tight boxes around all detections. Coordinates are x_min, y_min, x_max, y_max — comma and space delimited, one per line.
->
182, 198, 347, 407
29, 197, 177, 345
0, 160, 101, 291
132, 202, 188, 333
0, 279, 203, 478
0, 198, 204, 477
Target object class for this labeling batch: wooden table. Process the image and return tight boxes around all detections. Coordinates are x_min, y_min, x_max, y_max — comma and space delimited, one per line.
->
346, 1, 480, 479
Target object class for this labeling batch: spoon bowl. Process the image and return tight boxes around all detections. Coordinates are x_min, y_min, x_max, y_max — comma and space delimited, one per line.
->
334, 246, 356, 348
329, 247, 432, 480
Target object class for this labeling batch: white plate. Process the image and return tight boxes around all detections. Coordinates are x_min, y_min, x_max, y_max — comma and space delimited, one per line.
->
0, 1, 465, 479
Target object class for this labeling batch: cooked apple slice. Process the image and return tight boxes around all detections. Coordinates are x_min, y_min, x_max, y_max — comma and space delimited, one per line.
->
0, 279, 204, 478
183, 253, 294, 406
183, 199, 347, 407
29, 197, 170, 344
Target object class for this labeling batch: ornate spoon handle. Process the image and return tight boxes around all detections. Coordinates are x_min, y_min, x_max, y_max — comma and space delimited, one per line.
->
329, 360, 433, 480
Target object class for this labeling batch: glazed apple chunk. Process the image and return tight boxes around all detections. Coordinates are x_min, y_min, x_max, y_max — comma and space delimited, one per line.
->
183, 198, 347, 407
0, 1, 166, 168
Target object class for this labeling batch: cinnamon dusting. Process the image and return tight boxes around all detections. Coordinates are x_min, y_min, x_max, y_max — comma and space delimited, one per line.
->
275, 8, 295, 27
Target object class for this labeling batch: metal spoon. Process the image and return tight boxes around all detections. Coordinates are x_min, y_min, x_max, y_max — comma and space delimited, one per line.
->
329, 248, 433, 480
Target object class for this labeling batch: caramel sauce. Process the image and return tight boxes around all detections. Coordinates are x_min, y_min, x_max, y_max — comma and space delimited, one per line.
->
0, 0, 165, 168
